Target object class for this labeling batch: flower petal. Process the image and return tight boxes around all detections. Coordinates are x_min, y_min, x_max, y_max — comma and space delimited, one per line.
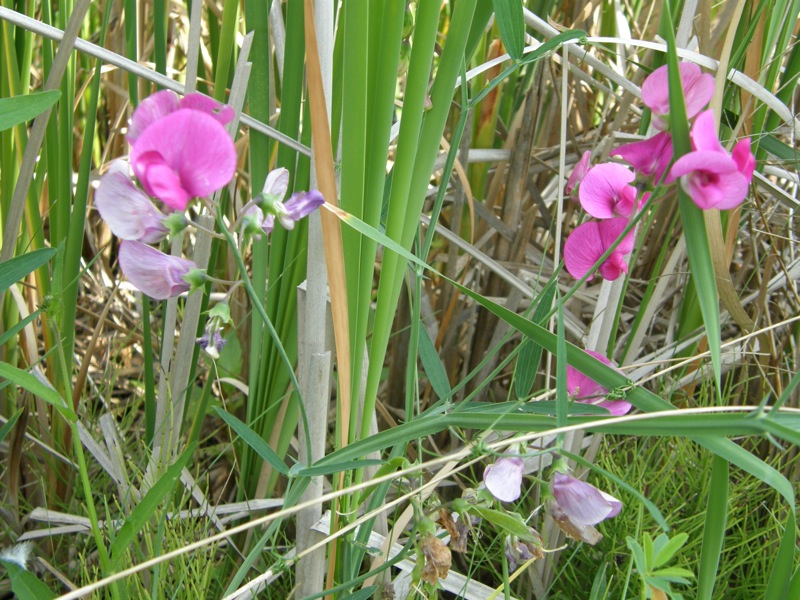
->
564, 221, 606, 280
566, 349, 612, 401
127, 90, 180, 143
284, 190, 325, 221
484, 457, 524, 503
179, 93, 234, 126
611, 132, 673, 181
732, 138, 755, 181
551, 473, 621, 526
642, 62, 714, 130
130, 109, 237, 205
263, 167, 291, 199
95, 161, 168, 243
119, 240, 196, 299
670, 151, 749, 210
579, 163, 636, 218
690, 110, 725, 153
565, 150, 592, 200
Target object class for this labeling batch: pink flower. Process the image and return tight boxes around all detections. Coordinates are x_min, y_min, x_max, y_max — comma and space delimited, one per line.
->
564, 218, 635, 281
567, 349, 632, 416
483, 457, 524, 503
565, 150, 592, 201
668, 110, 753, 210
259, 190, 326, 234
119, 240, 199, 299
95, 161, 168, 243
578, 163, 638, 219
128, 94, 237, 211
642, 62, 714, 130
611, 132, 674, 183
550, 472, 622, 525
126, 90, 233, 143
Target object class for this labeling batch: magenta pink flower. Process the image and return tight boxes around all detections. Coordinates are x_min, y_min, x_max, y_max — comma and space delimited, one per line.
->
564, 218, 635, 281
95, 161, 168, 243
642, 62, 714, 131
550, 472, 622, 526
578, 163, 638, 219
567, 349, 632, 416
611, 132, 674, 183
119, 240, 200, 299
126, 90, 233, 143
483, 457, 524, 503
565, 150, 592, 201
669, 110, 753, 210
128, 93, 237, 211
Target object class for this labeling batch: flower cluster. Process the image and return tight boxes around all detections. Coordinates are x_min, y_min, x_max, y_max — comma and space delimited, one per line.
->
95, 91, 323, 301
564, 62, 755, 282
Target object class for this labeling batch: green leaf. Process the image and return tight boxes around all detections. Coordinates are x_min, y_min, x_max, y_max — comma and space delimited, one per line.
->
0, 559, 57, 600
0, 409, 23, 445
109, 444, 194, 569
470, 506, 536, 541
290, 458, 384, 478
514, 282, 555, 399
653, 567, 695, 579
697, 456, 728, 600
215, 408, 289, 477
0, 363, 73, 421
0, 310, 41, 347
653, 532, 689, 568
0, 248, 57, 294
626, 536, 648, 574
418, 326, 450, 399
662, 0, 722, 397
492, 0, 525, 61
0, 91, 61, 132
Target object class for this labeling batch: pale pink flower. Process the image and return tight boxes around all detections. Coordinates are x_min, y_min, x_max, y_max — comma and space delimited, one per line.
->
564, 218, 635, 281
611, 132, 674, 183
119, 240, 199, 299
551, 472, 622, 525
669, 110, 753, 210
642, 62, 714, 130
483, 457, 524, 503
128, 93, 237, 211
565, 150, 592, 201
567, 349, 632, 416
95, 161, 168, 243
258, 190, 326, 234
578, 163, 638, 219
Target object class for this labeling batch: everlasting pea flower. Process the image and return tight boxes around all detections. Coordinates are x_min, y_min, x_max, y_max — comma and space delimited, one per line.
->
126, 90, 233, 143
578, 163, 638, 218
546, 472, 621, 545
95, 161, 168, 243
483, 457, 524, 503
119, 240, 201, 300
565, 150, 592, 201
258, 190, 326, 234
669, 110, 753, 210
550, 472, 622, 525
567, 349, 632, 416
642, 62, 714, 130
564, 218, 635, 281
611, 131, 674, 183
128, 92, 237, 211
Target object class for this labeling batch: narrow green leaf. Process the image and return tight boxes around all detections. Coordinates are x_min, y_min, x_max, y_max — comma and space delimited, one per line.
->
0, 363, 73, 421
0, 90, 61, 132
492, 0, 525, 60
697, 456, 727, 600
514, 282, 555, 399
653, 532, 689, 568
215, 408, 290, 477
109, 444, 195, 568
418, 326, 451, 399
343, 587, 380, 600
662, 0, 722, 396
653, 567, 694, 579
765, 512, 796, 600
470, 506, 536, 541
0, 248, 56, 293
0, 310, 41, 347
0, 409, 23, 445
626, 537, 648, 573
0, 560, 56, 600
290, 459, 384, 478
